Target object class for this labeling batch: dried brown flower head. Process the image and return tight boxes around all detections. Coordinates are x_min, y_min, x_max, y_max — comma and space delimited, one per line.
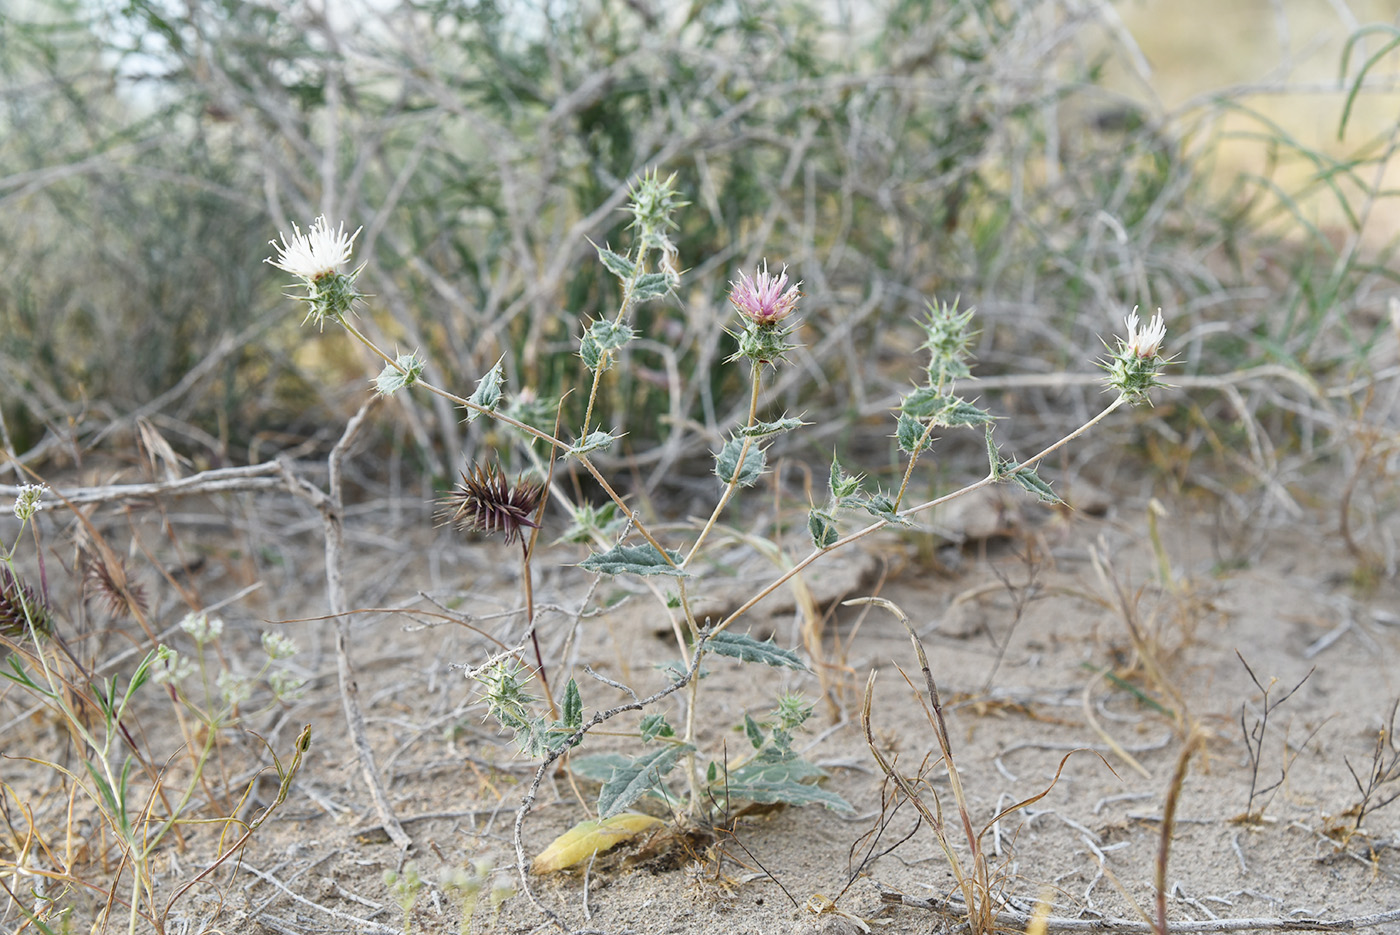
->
1, 567, 50, 642
83, 555, 148, 620
442, 464, 544, 546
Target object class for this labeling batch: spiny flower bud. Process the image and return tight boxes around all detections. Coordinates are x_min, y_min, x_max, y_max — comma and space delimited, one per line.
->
441, 464, 544, 547
626, 169, 686, 243
1102, 307, 1171, 404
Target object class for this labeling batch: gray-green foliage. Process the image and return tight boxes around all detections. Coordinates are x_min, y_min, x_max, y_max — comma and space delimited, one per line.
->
4, 0, 1287, 467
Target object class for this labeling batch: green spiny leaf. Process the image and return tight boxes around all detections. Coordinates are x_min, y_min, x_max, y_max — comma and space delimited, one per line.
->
744, 713, 764, 749
465, 357, 506, 423
373, 353, 424, 396
596, 245, 636, 281
829, 458, 863, 501
589, 318, 636, 352
598, 744, 693, 819
579, 332, 604, 371
639, 713, 674, 742
741, 416, 807, 439
1006, 463, 1061, 503
896, 413, 932, 454
579, 543, 687, 577
714, 437, 765, 487
706, 631, 808, 671
808, 509, 839, 549
631, 272, 672, 300
900, 386, 946, 419
563, 678, 582, 730
941, 398, 994, 427
570, 430, 619, 456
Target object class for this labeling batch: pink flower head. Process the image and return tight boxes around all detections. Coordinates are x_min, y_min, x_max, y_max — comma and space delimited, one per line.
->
728, 261, 801, 326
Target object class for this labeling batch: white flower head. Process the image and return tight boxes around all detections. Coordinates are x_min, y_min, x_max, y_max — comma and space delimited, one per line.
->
151, 645, 194, 686
180, 611, 224, 646
261, 630, 298, 660
1123, 307, 1167, 360
217, 669, 252, 707
12, 484, 47, 522
267, 216, 361, 282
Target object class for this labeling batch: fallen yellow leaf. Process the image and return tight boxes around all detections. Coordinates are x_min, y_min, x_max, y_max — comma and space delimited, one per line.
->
531, 813, 665, 874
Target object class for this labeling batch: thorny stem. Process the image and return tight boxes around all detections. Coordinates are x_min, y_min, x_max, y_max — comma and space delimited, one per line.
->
520, 537, 559, 720
712, 396, 1127, 637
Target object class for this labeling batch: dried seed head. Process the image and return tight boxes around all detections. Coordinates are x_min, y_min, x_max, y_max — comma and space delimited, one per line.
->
442, 464, 544, 547
83, 555, 148, 620
0, 567, 49, 642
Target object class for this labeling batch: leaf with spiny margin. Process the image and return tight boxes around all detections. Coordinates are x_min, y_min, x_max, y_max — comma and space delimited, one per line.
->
579, 543, 687, 577
579, 332, 604, 371
721, 747, 854, 812
1006, 463, 1062, 503
829, 457, 863, 501
562, 678, 582, 731
714, 437, 765, 487
900, 386, 946, 419
589, 318, 636, 352
896, 413, 932, 454
808, 509, 839, 549
744, 713, 764, 749
598, 743, 693, 818
741, 416, 806, 439
639, 713, 674, 742
465, 356, 505, 423
941, 398, 994, 427
986, 426, 1001, 477
631, 272, 672, 300
373, 353, 424, 396
706, 631, 808, 671
569, 430, 619, 456
859, 493, 911, 526
567, 753, 631, 783
596, 245, 636, 282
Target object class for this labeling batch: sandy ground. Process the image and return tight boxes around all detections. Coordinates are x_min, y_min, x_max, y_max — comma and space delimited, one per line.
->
4, 470, 1399, 935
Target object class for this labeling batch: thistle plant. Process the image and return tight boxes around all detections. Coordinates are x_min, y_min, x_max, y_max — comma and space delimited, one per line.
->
266, 171, 1173, 918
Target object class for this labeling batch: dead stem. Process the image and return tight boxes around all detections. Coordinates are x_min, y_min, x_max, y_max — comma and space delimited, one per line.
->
279, 398, 411, 851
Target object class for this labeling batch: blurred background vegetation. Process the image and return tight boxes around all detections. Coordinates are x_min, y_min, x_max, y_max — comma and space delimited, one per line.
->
3, 0, 1399, 516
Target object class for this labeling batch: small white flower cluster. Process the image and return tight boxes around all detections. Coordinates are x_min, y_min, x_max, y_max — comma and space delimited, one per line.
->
180, 611, 224, 646
151, 644, 194, 686
12, 484, 47, 522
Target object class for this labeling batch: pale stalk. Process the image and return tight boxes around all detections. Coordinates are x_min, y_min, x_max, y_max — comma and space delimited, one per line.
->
677, 364, 763, 817
712, 395, 1127, 637
580, 247, 650, 438
683, 364, 763, 566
